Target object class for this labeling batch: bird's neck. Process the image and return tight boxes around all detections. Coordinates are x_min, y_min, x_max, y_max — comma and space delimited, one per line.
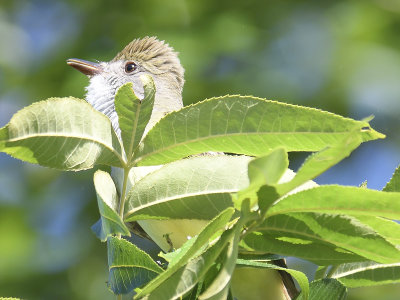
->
147, 76, 183, 131
85, 74, 183, 138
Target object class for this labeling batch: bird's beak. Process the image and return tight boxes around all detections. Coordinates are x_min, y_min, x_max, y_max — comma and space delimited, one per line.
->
66, 58, 102, 76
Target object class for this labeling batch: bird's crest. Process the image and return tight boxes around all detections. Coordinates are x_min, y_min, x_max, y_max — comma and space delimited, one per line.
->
112, 36, 184, 90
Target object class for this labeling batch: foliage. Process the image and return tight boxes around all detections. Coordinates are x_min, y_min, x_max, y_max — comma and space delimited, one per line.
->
1, 77, 399, 300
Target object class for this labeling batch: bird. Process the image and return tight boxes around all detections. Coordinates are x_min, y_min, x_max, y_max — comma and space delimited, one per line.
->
67, 36, 184, 137
67, 36, 299, 300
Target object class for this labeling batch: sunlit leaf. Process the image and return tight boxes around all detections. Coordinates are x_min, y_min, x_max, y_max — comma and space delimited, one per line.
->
247, 148, 288, 185
0, 97, 124, 170
354, 216, 400, 246
383, 165, 400, 192
267, 185, 400, 220
133, 96, 383, 166
276, 132, 363, 196
242, 214, 374, 265
242, 233, 365, 266
107, 236, 163, 295
255, 213, 400, 264
331, 261, 400, 287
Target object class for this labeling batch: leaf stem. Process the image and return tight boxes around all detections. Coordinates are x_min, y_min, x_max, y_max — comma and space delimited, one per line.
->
118, 167, 130, 219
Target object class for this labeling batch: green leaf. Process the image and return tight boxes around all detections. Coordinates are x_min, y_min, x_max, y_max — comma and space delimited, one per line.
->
233, 148, 287, 209
0, 97, 124, 170
276, 132, 363, 196
136, 208, 235, 296
115, 75, 155, 159
242, 233, 365, 266
92, 170, 130, 241
257, 186, 281, 217
124, 155, 251, 222
300, 279, 346, 300
133, 95, 384, 166
267, 185, 400, 220
248, 148, 288, 186
331, 261, 400, 287
354, 216, 400, 246
235, 259, 309, 300
135, 223, 237, 299
258, 213, 400, 264
242, 213, 377, 265
107, 236, 164, 295
383, 165, 400, 192
198, 221, 241, 300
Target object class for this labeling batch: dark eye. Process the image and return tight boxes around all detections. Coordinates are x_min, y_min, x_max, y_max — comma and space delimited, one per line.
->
125, 61, 137, 73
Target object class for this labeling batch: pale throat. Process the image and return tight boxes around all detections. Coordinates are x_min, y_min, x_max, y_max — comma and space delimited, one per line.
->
85, 73, 183, 137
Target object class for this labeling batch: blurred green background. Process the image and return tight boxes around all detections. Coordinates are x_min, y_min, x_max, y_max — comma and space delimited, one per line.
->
0, 0, 399, 299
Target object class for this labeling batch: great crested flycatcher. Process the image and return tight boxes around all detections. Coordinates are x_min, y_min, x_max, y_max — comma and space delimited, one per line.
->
67, 36, 305, 300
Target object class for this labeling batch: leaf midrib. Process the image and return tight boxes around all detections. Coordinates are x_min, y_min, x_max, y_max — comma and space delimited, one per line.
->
135, 130, 358, 164
127, 100, 141, 159
109, 264, 162, 273
6, 132, 125, 164
333, 263, 400, 278
266, 207, 397, 218
124, 191, 235, 218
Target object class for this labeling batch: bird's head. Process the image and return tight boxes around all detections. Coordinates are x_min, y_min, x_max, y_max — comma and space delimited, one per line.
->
67, 37, 184, 134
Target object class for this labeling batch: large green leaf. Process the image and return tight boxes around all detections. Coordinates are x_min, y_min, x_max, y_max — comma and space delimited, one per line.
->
135, 224, 238, 299
253, 213, 400, 264
115, 75, 155, 159
136, 208, 235, 297
107, 236, 163, 295
331, 261, 400, 287
383, 165, 400, 192
235, 259, 309, 300
354, 216, 400, 246
267, 185, 400, 220
124, 155, 251, 222
91, 170, 130, 241
0, 97, 124, 170
133, 95, 384, 166
300, 279, 346, 300
242, 214, 369, 265
242, 233, 365, 266
276, 132, 363, 196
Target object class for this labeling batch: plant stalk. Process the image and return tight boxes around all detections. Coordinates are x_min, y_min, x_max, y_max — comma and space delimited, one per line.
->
118, 167, 130, 220
326, 265, 340, 278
